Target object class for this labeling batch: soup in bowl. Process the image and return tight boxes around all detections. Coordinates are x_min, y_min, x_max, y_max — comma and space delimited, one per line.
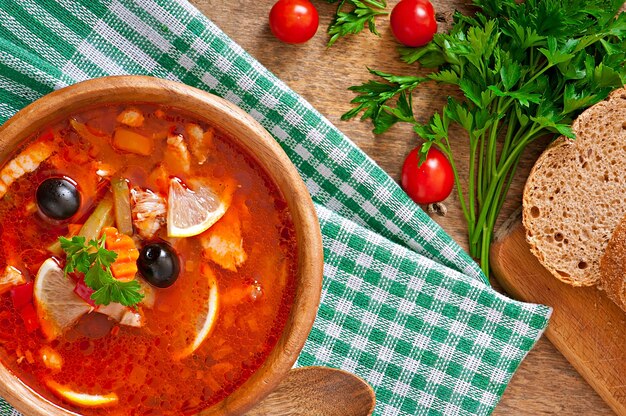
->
0, 76, 323, 415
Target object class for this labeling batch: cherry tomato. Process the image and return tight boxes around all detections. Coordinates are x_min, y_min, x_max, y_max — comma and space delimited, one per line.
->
269, 0, 319, 44
401, 147, 454, 204
390, 0, 437, 47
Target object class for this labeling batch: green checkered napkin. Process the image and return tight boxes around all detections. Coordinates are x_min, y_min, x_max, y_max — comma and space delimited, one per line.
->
0, 1, 552, 415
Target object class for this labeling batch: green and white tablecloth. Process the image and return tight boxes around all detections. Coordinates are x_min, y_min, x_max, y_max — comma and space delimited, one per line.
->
0, 1, 552, 415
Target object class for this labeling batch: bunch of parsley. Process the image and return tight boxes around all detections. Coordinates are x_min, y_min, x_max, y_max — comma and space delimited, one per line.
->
325, 0, 388, 46
343, 0, 626, 277
60, 235, 143, 307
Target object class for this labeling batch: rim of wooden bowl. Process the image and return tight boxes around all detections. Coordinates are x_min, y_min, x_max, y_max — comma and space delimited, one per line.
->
0, 75, 323, 416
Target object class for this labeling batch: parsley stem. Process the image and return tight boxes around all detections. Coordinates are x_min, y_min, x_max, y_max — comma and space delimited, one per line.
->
477, 131, 485, 208
494, 154, 522, 224
519, 62, 553, 95
436, 140, 472, 238
470, 138, 523, 278
468, 135, 478, 228
476, 131, 529, 277
481, 223, 491, 277
469, 124, 542, 247
487, 122, 499, 181
485, 98, 505, 190
499, 114, 517, 170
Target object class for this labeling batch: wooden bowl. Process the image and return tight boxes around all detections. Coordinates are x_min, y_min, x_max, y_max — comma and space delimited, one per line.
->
0, 76, 323, 415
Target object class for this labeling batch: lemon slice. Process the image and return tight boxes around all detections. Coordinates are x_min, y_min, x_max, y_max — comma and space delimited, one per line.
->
45, 379, 118, 408
167, 178, 230, 238
174, 266, 219, 359
34, 259, 91, 340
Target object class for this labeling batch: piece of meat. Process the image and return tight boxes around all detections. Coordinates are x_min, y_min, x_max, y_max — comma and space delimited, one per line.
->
0, 141, 55, 198
116, 107, 145, 127
96, 302, 144, 328
186, 123, 214, 165
164, 133, 191, 174
131, 187, 167, 239
0, 265, 25, 295
199, 207, 247, 272
40, 346, 63, 371
137, 278, 156, 309
119, 310, 143, 327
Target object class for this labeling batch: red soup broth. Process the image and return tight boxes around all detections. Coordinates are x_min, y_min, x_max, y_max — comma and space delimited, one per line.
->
0, 103, 297, 415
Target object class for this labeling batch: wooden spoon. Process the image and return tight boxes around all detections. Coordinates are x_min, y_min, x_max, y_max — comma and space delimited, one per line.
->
245, 366, 376, 416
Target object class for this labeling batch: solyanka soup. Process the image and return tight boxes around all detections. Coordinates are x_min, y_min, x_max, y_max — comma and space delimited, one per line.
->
0, 103, 297, 415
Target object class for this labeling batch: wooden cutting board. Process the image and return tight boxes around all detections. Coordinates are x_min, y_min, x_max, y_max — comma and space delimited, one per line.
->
490, 211, 626, 415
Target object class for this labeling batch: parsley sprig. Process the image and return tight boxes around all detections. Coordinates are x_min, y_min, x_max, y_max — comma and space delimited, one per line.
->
59, 235, 143, 307
325, 0, 388, 47
343, 0, 626, 278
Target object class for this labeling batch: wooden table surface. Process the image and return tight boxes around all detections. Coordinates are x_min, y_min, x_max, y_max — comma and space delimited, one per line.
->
194, 1, 615, 414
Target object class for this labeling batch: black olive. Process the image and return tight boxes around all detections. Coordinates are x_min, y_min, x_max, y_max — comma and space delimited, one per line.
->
137, 243, 180, 288
36, 178, 81, 220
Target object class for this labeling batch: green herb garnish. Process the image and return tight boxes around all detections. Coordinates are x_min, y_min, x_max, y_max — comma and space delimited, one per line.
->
343, 0, 626, 278
59, 235, 143, 307
326, 0, 388, 47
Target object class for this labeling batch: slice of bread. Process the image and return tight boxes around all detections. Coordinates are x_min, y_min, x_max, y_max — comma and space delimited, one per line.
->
600, 215, 626, 312
523, 88, 626, 287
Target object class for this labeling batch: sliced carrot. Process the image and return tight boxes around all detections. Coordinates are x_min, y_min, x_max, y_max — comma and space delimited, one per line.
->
112, 128, 153, 156
110, 262, 138, 279
105, 236, 136, 252
111, 249, 139, 263
103, 227, 134, 248
101, 227, 139, 282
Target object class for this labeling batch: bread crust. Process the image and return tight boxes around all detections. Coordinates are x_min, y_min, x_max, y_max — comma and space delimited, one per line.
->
523, 87, 626, 287
600, 215, 626, 312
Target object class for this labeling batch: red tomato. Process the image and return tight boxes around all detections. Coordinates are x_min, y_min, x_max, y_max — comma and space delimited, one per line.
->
401, 147, 454, 204
19, 303, 40, 333
11, 282, 40, 333
390, 0, 437, 47
269, 0, 319, 44
11, 281, 34, 310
